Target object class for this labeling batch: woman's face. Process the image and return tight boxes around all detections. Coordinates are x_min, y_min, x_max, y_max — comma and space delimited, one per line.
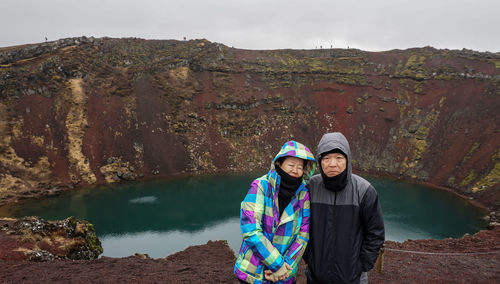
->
278, 156, 304, 178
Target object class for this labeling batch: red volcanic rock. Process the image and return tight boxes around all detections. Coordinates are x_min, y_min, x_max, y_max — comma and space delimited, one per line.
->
0, 38, 498, 210
367, 226, 500, 283
0, 226, 499, 283
0, 239, 239, 283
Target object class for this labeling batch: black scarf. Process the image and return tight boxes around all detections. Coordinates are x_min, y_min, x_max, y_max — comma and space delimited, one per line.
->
275, 165, 302, 217
320, 166, 348, 192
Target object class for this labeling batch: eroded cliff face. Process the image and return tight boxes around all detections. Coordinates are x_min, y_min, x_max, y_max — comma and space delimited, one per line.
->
0, 37, 499, 208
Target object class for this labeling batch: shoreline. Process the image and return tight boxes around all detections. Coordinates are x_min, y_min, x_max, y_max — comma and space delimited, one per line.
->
358, 169, 495, 214
1, 169, 494, 216
419, 181, 491, 212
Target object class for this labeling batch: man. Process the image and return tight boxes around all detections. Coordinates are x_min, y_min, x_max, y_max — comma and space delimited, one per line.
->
304, 132, 385, 284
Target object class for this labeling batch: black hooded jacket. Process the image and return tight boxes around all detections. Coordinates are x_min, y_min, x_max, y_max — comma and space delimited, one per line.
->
305, 133, 385, 284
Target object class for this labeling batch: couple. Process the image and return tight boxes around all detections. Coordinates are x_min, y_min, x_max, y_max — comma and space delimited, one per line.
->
234, 133, 385, 284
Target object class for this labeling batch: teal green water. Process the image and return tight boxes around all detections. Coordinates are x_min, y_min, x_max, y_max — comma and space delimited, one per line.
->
0, 174, 486, 258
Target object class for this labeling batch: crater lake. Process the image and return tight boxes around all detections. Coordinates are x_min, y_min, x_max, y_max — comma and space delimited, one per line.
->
0, 174, 486, 258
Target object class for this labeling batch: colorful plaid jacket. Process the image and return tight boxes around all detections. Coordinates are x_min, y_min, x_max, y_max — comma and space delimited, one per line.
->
234, 141, 316, 284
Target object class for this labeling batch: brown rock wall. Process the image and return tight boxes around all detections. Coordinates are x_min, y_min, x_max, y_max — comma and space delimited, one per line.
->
0, 38, 498, 209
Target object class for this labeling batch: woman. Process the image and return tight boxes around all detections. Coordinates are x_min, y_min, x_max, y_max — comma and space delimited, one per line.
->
234, 140, 316, 284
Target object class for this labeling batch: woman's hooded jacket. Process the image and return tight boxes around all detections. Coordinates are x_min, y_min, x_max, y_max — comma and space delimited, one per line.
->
234, 141, 316, 284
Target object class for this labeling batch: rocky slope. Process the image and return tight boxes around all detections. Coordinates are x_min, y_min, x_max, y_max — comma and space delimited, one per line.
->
0, 37, 499, 210
0, 216, 102, 261
1, 227, 499, 283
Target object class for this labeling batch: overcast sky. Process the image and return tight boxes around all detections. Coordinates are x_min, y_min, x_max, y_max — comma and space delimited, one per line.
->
2, 0, 499, 52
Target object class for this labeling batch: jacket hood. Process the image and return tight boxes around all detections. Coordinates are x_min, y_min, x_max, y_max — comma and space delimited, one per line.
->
317, 132, 352, 177
271, 140, 316, 178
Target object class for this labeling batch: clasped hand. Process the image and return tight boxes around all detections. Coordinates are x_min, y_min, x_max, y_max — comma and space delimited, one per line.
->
264, 263, 292, 282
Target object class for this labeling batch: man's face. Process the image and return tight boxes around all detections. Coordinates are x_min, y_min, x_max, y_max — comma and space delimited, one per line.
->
320, 152, 347, 177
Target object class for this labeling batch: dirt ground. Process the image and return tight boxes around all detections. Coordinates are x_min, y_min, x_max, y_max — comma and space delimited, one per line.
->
1, 226, 499, 283
366, 226, 500, 283
0, 240, 238, 284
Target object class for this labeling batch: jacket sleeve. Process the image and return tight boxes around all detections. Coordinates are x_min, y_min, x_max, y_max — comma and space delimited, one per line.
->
240, 179, 285, 272
302, 179, 313, 266
283, 190, 310, 273
359, 185, 385, 272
